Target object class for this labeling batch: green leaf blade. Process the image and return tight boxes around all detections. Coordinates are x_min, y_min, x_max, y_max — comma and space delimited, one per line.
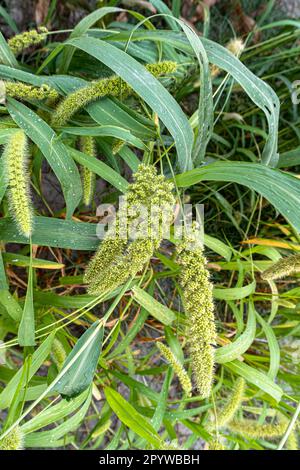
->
53, 321, 104, 398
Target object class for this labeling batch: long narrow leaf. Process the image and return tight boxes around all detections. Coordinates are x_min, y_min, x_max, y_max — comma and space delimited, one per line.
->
6, 98, 82, 218
65, 36, 194, 172
175, 161, 300, 232
53, 321, 104, 398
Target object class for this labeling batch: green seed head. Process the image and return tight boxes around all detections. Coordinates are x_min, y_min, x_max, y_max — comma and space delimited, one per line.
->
3, 129, 34, 238
157, 341, 192, 397
261, 253, 300, 280
146, 61, 177, 76
79, 136, 96, 206
228, 419, 287, 440
0, 426, 24, 450
5, 82, 59, 101
177, 228, 216, 398
213, 378, 245, 428
8, 27, 48, 56
51, 61, 177, 127
84, 164, 174, 295
279, 414, 298, 450
87, 237, 156, 295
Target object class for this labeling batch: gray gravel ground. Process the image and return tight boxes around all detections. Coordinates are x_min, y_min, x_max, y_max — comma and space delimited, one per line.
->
279, 0, 300, 18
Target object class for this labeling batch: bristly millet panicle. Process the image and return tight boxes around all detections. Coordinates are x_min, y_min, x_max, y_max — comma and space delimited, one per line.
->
51, 338, 67, 371
79, 136, 96, 206
261, 253, 300, 280
228, 419, 287, 440
8, 27, 48, 56
51, 61, 177, 127
212, 377, 245, 428
5, 82, 59, 101
157, 341, 192, 397
84, 164, 175, 295
3, 129, 34, 238
177, 228, 216, 399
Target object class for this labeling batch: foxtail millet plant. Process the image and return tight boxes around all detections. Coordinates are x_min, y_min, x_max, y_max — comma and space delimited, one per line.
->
79, 136, 97, 206
261, 253, 300, 280
5, 82, 59, 101
0, 426, 24, 450
8, 27, 48, 56
86, 237, 157, 295
177, 229, 216, 398
212, 377, 245, 428
229, 414, 298, 449
51, 61, 177, 127
228, 419, 287, 440
157, 341, 192, 396
3, 129, 33, 238
84, 164, 175, 295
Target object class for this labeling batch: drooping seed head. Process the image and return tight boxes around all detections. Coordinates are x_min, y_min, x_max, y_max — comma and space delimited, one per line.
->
177, 226, 216, 398
8, 27, 48, 56
261, 253, 300, 280
112, 139, 125, 155
227, 38, 245, 57
211, 377, 245, 429
228, 419, 287, 440
2, 129, 34, 238
5, 82, 59, 101
84, 164, 175, 295
211, 37, 244, 78
79, 136, 96, 206
157, 341, 192, 396
51, 61, 177, 127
